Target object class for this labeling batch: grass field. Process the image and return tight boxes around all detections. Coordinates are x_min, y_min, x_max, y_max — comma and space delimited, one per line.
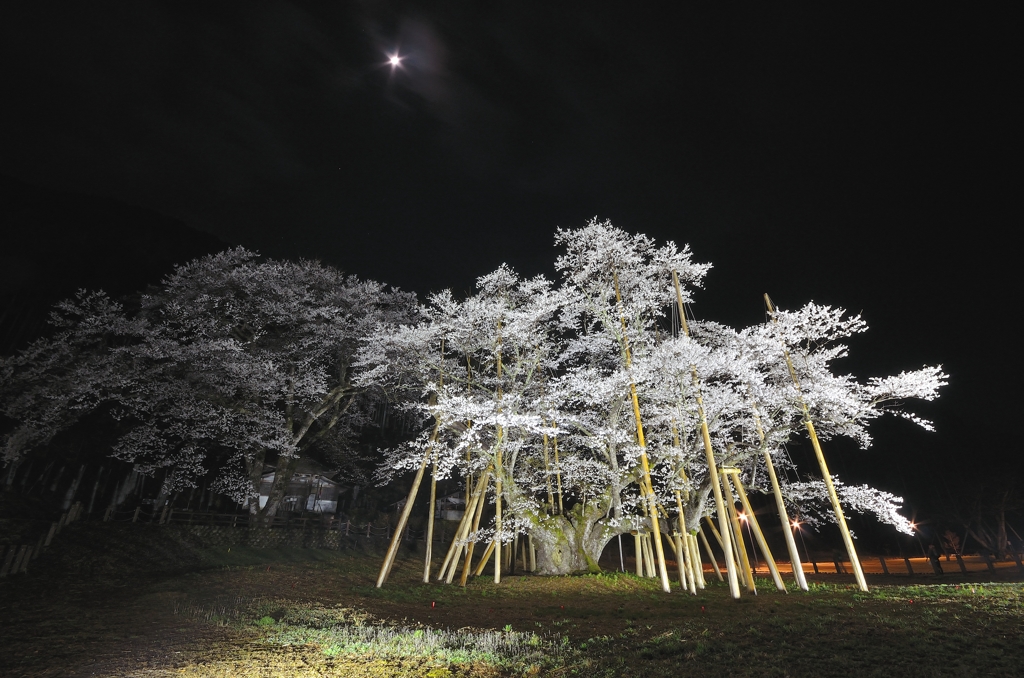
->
2, 525, 1023, 677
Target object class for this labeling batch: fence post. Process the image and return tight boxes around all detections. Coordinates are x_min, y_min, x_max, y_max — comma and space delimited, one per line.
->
133, 507, 141, 523
103, 506, 113, 522
44, 523, 58, 547
878, 556, 889, 575
367, 524, 371, 538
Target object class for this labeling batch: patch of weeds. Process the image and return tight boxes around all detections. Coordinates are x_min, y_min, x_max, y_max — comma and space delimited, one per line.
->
237, 599, 578, 674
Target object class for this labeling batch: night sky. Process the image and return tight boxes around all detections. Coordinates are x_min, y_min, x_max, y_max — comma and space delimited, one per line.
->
1, 4, 1017, 524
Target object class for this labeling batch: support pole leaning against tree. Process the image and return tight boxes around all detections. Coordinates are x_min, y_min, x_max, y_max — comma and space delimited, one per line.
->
377, 403, 442, 587
725, 468, 786, 592
750, 400, 808, 590
613, 269, 671, 593
673, 270, 741, 599
765, 294, 868, 592
423, 449, 438, 584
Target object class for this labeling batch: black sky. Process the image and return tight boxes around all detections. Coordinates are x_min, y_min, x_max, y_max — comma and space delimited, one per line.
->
0, 4, 1017, 520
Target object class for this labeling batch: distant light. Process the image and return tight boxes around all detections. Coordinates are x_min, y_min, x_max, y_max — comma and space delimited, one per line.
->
909, 522, 917, 531
739, 513, 748, 522
791, 520, 800, 529
389, 55, 401, 67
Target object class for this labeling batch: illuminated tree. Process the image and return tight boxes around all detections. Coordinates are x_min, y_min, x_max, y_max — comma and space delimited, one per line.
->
365, 220, 945, 578
0, 248, 417, 522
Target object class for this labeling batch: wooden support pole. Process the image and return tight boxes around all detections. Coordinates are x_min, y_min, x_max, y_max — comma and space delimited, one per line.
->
673, 270, 739, 599
698, 528, 724, 581
44, 523, 57, 547
721, 472, 756, 593
727, 469, 786, 592
704, 515, 725, 551
438, 466, 490, 583
765, 294, 868, 593
492, 439, 503, 584
643, 534, 657, 578
473, 540, 497, 576
459, 471, 490, 587
377, 415, 441, 588
423, 452, 438, 584
672, 492, 692, 592
689, 533, 705, 588
751, 403, 808, 591
510, 536, 518, 574
528, 534, 536, 572
672, 532, 689, 592
615, 269, 670, 593
634, 531, 643, 576
492, 321, 505, 585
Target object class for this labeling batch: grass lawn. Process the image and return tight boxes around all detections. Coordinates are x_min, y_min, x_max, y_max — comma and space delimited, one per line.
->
2, 525, 1023, 676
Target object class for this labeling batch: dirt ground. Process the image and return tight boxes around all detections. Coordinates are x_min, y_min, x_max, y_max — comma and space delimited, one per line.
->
3, 524, 1024, 677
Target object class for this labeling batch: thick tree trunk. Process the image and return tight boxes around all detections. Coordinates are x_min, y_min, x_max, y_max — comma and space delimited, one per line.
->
529, 498, 626, 576
245, 450, 302, 527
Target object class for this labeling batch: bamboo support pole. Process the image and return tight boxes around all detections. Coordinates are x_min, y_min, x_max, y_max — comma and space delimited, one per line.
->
423, 341, 445, 584
512, 534, 519, 573
376, 414, 441, 587
721, 472, 756, 593
765, 294, 868, 592
614, 270, 671, 593
689, 534, 706, 588
727, 469, 786, 592
473, 540, 497, 576
492, 444, 503, 584
459, 469, 492, 587
698, 528, 724, 581
673, 270, 740, 598
704, 515, 725, 550
674, 492, 696, 593
491, 318, 505, 584
672, 533, 689, 592
634, 531, 643, 576
423, 452, 438, 584
643, 534, 657, 578
754, 415, 808, 591
439, 468, 490, 582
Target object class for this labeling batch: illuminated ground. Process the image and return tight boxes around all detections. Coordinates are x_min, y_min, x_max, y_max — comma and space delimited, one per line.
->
2, 526, 1023, 677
